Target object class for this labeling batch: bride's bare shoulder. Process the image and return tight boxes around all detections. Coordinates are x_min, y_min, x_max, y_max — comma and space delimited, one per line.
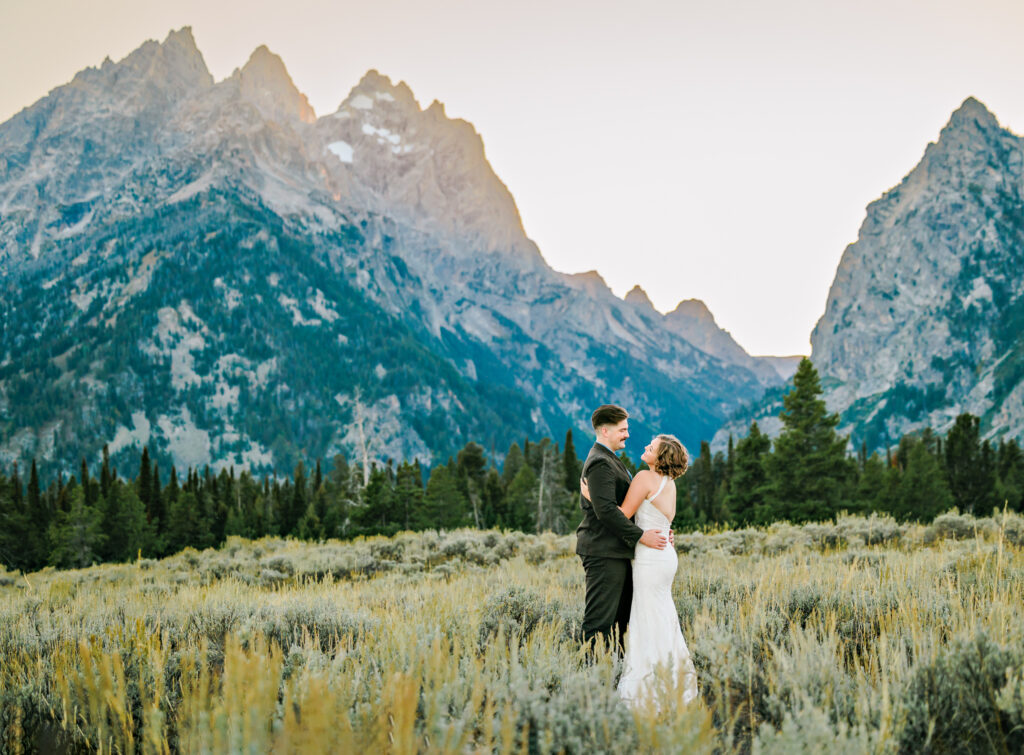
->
632, 469, 657, 489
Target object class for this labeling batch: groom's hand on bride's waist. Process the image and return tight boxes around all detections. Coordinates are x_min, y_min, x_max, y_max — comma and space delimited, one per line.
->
639, 529, 669, 550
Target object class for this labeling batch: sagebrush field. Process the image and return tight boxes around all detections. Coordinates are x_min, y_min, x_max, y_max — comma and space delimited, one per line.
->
2, 510, 1024, 753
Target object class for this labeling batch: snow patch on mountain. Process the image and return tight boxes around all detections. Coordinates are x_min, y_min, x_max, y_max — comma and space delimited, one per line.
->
327, 140, 354, 163
348, 94, 373, 110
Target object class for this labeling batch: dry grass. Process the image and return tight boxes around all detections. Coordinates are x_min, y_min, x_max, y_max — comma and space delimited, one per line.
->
1, 511, 1023, 753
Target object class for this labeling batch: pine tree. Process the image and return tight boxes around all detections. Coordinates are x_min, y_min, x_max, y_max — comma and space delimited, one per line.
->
151, 462, 164, 534
673, 471, 698, 530
98, 481, 150, 562
996, 439, 1024, 511
502, 464, 537, 531
763, 358, 852, 522
693, 442, 716, 523
25, 459, 49, 568
164, 491, 204, 555
725, 422, 771, 526
80, 457, 97, 508
286, 461, 308, 536
421, 465, 469, 531
944, 414, 997, 514
892, 439, 953, 521
503, 443, 525, 484
481, 468, 506, 528
395, 461, 424, 531
357, 465, 396, 535
456, 442, 487, 528
323, 454, 356, 538
100, 445, 113, 499
563, 430, 582, 493
137, 447, 155, 523
0, 472, 30, 570
855, 453, 890, 513
618, 451, 638, 477
47, 486, 106, 569
296, 501, 322, 541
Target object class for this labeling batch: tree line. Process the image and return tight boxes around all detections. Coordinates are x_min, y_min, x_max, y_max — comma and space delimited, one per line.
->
678, 359, 1023, 527
1, 359, 1022, 572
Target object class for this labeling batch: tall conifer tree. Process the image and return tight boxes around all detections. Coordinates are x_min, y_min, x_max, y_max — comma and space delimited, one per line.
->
764, 358, 852, 522
944, 414, 997, 514
563, 430, 582, 493
725, 422, 771, 525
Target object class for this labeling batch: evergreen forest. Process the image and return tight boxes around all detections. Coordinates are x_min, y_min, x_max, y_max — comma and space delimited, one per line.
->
2, 359, 1022, 573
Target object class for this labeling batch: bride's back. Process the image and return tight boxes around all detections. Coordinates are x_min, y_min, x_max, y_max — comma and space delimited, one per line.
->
640, 475, 675, 524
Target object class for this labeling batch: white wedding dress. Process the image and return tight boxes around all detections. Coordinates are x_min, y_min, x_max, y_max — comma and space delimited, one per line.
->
617, 475, 699, 708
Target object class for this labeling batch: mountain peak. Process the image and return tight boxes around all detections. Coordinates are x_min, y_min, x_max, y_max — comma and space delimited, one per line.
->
234, 45, 315, 124
69, 25, 213, 95
624, 285, 654, 309
564, 270, 612, 296
668, 298, 716, 324
163, 26, 201, 56
338, 69, 419, 113
947, 96, 999, 131
932, 97, 1002, 150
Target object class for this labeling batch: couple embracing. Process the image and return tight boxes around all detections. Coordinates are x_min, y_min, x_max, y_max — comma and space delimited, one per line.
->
575, 404, 699, 707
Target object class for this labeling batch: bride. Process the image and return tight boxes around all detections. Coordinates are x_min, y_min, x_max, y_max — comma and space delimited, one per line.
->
583, 433, 699, 708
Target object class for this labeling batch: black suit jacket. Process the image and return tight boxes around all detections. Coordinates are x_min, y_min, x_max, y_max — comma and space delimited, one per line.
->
575, 443, 644, 558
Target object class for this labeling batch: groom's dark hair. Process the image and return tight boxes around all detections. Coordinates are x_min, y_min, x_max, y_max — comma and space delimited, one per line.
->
592, 404, 628, 429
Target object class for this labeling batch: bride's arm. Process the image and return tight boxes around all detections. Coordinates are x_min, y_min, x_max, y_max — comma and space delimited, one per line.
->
618, 471, 654, 519
579, 472, 654, 518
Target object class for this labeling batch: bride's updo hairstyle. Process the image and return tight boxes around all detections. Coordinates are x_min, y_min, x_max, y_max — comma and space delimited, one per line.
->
653, 434, 688, 479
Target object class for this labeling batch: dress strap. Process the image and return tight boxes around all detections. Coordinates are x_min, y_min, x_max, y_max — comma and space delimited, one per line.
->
650, 474, 668, 501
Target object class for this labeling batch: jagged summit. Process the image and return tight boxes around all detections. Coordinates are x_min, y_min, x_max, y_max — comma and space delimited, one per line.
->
624, 285, 655, 309
668, 299, 716, 324
945, 96, 1000, 133
564, 270, 611, 293
67, 26, 213, 98
233, 45, 315, 124
336, 70, 420, 114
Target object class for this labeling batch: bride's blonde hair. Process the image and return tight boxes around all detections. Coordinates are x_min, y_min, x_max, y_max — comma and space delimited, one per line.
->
653, 434, 688, 478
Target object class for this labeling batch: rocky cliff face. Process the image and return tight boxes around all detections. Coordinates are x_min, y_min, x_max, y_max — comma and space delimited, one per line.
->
0, 29, 778, 477
716, 97, 1024, 451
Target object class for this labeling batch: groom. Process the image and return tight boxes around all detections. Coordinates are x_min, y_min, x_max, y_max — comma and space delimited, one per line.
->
576, 404, 669, 651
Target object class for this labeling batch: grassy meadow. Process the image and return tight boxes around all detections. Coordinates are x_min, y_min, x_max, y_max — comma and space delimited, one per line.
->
2, 510, 1024, 753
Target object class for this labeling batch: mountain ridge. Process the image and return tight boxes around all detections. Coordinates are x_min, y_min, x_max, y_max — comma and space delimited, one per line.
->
0, 28, 784, 478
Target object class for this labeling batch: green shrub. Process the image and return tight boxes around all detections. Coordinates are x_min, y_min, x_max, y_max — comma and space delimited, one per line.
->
897, 632, 1024, 754
478, 586, 558, 649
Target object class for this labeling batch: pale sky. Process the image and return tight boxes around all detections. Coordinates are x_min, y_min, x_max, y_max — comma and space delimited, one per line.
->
4, 0, 1024, 356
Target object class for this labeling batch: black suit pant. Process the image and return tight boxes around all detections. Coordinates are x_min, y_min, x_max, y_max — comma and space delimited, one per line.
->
580, 555, 632, 652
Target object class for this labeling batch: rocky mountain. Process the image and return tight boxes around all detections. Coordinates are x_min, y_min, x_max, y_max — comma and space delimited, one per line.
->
0, 28, 781, 478
715, 97, 1024, 451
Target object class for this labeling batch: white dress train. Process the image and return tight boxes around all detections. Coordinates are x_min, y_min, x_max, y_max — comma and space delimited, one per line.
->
616, 475, 699, 707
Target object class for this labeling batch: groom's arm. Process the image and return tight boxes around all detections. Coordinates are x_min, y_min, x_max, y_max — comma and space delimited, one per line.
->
585, 460, 644, 548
